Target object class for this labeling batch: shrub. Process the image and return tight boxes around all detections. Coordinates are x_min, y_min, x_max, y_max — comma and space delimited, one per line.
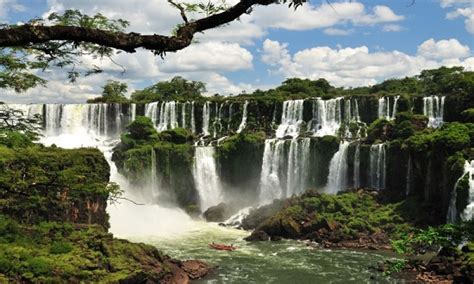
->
50, 241, 74, 254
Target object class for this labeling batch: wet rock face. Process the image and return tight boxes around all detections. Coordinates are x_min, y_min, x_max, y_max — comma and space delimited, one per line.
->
203, 202, 234, 222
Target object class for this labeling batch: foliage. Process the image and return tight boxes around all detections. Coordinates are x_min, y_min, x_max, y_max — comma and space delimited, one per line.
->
131, 76, 206, 103
87, 80, 130, 103
382, 259, 408, 276
1, 10, 130, 91
126, 116, 158, 142
0, 214, 172, 283
0, 105, 42, 143
406, 122, 474, 153
390, 221, 474, 255
0, 145, 112, 226
462, 108, 474, 123
258, 190, 418, 239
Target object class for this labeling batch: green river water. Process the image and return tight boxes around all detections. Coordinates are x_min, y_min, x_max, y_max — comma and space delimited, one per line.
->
123, 222, 401, 284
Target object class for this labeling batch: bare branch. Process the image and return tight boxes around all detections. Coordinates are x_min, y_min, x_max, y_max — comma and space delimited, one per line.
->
168, 0, 189, 24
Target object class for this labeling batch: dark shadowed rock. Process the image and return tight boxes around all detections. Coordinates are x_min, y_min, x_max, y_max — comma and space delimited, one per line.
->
244, 230, 270, 241
203, 202, 233, 222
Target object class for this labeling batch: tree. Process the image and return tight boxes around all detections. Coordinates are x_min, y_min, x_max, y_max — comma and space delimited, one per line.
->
0, 105, 43, 147
0, 1, 305, 92
131, 76, 206, 102
87, 80, 129, 103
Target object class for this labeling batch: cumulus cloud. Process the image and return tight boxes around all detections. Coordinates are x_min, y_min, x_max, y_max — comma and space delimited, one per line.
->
440, 0, 474, 34
0, 0, 25, 20
260, 38, 474, 88
252, 2, 403, 31
417, 38, 470, 60
161, 42, 253, 73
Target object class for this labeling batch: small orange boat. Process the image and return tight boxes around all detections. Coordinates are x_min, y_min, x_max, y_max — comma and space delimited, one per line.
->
209, 243, 238, 251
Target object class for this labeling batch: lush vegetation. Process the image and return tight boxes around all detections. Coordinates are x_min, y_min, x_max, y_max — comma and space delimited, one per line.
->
0, 215, 173, 283
131, 76, 206, 103
246, 189, 421, 242
87, 80, 130, 104
112, 116, 197, 207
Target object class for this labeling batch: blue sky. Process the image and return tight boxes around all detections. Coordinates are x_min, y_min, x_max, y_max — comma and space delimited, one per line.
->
1, 0, 473, 103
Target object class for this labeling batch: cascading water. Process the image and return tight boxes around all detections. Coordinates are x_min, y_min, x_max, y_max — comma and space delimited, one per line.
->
16, 103, 196, 237
191, 102, 196, 134
369, 144, 386, 189
309, 98, 341, 137
423, 95, 445, 128
192, 146, 224, 211
276, 100, 304, 138
353, 144, 361, 188
326, 141, 350, 194
451, 161, 474, 222
202, 102, 211, 136
378, 96, 399, 120
286, 138, 311, 197
236, 101, 249, 133
258, 138, 311, 204
213, 103, 224, 138
259, 139, 286, 204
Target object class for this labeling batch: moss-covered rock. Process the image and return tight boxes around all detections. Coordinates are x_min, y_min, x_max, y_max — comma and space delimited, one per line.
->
0, 215, 210, 283
244, 189, 420, 248
0, 145, 111, 227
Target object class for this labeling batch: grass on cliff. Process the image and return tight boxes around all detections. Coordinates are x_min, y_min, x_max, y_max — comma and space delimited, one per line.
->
260, 190, 422, 240
0, 214, 171, 283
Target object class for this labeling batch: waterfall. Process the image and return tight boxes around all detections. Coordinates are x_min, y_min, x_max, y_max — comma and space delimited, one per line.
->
259, 139, 286, 204
202, 102, 211, 136
353, 144, 361, 188
228, 103, 234, 132
309, 98, 343, 137
191, 102, 196, 134
130, 103, 136, 122
369, 144, 386, 189
276, 100, 304, 138
192, 146, 223, 211
158, 101, 179, 131
236, 101, 249, 133
144, 102, 159, 127
392, 96, 400, 119
45, 104, 62, 134
326, 141, 350, 194
286, 138, 311, 196
462, 161, 474, 221
447, 161, 474, 222
35, 108, 196, 237
378, 96, 399, 120
148, 147, 159, 203
144, 101, 180, 131
181, 102, 187, 129
423, 96, 445, 128
213, 103, 224, 138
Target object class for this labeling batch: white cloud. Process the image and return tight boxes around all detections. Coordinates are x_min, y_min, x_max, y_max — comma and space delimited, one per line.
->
252, 2, 404, 31
324, 28, 353, 36
382, 24, 403, 32
417, 38, 470, 60
447, 7, 474, 34
440, 0, 473, 8
261, 38, 474, 88
441, 0, 474, 34
161, 42, 253, 73
0, 0, 25, 20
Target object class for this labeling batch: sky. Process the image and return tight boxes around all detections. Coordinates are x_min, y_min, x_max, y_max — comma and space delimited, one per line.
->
1, 0, 473, 103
